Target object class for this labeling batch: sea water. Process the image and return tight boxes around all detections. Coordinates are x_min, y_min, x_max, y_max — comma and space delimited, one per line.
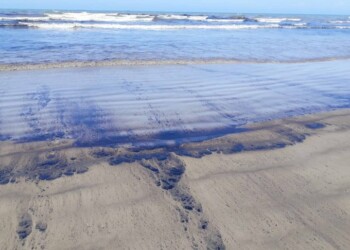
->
0, 10, 350, 146
0, 10, 350, 64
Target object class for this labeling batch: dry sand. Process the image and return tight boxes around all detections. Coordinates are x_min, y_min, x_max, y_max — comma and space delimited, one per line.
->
1, 109, 350, 249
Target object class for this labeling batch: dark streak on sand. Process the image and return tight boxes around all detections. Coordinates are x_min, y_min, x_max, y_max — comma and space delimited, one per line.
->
20, 86, 55, 141
32, 151, 88, 181
13, 83, 249, 148
0, 148, 90, 184
305, 122, 326, 129
138, 154, 225, 249
0, 167, 13, 185
17, 213, 33, 240
0, 117, 324, 185
0, 134, 11, 141
17, 88, 123, 146
110, 150, 225, 248
35, 221, 47, 232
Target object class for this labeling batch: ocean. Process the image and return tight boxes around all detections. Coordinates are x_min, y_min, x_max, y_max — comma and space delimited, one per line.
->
0, 10, 350, 146
0, 10, 350, 65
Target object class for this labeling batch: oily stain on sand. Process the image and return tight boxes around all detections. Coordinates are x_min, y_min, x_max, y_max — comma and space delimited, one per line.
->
0, 91, 12, 141
0, 88, 331, 248
0, 147, 88, 184
16, 213, 33, 240
16, 213, 47, 242
14, 84, 248, 150
3, 122, 325, 247
111, 152, 225, 249
19, 86, 64, 142
17, 86, 117, 145
13, 82, 251, 147
19, 89, 118, 145
0, 106, 328, 185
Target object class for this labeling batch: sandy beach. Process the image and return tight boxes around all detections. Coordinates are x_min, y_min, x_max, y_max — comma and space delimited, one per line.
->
1, 6, 350, 250
1, 108, 350, 249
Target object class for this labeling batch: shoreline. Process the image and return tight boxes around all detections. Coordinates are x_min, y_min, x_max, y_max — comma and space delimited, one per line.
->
1, 57, 350, 72
1, 108, 350, 249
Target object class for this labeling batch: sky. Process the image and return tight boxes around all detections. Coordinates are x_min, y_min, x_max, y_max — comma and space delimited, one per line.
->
1, 0, 349, 15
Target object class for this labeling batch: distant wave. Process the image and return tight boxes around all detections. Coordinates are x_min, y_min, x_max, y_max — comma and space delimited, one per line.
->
0, 12, 305, 24
16, 22, 282, 30
0, 12, 154, 22
155, 14, 208, 21
0, 12, 315, 24
329, 20, 350, 24
1, 22, 347, 30
255, 17, 301, 23
0, 16, 51, 21
1, 11, 349, 30
0, 12, 256, 23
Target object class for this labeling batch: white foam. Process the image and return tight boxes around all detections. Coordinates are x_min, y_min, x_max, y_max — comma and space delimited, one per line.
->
0, 13, 245, 24
0, 12, 154, 23
45, 12, 153, 22
156, 14, 208, 21
206, 19, 244, 23
330, 20, 350, 24
335, 26, 350, 29
0, 16, 50, 21
293, 22, 307, 26
257, 18, 301, 23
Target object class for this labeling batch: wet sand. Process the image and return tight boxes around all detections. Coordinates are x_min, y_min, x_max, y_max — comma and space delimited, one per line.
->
1, 61, 350, 146
1, 109, 350, 249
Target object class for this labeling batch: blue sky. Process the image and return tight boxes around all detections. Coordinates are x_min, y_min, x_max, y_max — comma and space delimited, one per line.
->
1, 0, 350, 15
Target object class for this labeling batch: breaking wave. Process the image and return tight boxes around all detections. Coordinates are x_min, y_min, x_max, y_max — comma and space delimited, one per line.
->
16, 22, 282, 30
1, 11, 349, 30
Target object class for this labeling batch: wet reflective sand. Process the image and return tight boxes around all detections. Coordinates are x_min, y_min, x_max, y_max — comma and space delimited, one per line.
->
1, 61, 350, 147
